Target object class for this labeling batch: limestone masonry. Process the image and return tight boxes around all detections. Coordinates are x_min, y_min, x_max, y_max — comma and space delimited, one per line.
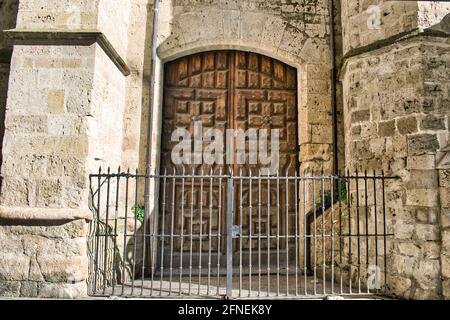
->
0, 0, 449, 299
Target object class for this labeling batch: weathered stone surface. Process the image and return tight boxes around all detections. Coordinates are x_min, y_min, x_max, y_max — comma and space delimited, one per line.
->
441, 254, 450, 279
406, 155, 436, 170
441, 208, 450, 229
421, 115, 446, 131
391, 254, 415, 276
38, 281, 87, 299
387, 275, 412, 298
443, 279, 450, 299
47, 89, 65, 113
414, 224, 440, 241
0, 281, 20, 297
406, 189, 439, 207
0, 254, 30, 281
394, 223, 414, 240
440, 170, 450, 187
398, 242, 420, 257
407, 134, 440, 156
405, 170, 438, 189
397, 116, 418, 135
0, 220, 89, 297
351, 109, 371, 123
423, 242, 440, 260
20, 281, 38, 298
378, 120, 396, 137
441, 187, 450, 209
0, 0, 448, 301
37, 256, 88, 283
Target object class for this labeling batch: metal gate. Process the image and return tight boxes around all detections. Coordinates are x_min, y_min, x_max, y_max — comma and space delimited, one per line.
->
87, 167, 395, 298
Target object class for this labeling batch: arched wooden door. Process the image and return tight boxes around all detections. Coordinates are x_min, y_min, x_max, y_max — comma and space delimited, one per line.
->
159, 51, 298, 263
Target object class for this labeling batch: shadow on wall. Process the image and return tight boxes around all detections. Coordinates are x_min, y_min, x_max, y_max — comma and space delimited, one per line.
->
0, 0, 20, 188
86, 215, 151, 293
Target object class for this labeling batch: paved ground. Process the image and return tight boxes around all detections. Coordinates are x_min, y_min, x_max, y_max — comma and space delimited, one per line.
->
92, 274, 390, 300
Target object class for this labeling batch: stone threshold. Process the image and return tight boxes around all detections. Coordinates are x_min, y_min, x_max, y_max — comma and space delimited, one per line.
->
3, 28, 131, 76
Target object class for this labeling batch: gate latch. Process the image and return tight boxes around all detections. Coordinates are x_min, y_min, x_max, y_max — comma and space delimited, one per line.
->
232, 225, 242, 238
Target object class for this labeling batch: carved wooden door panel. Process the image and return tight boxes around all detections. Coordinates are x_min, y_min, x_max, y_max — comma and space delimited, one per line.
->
231, 52, 298, 251
160, 52, 230, 254
160, 51, 298, 255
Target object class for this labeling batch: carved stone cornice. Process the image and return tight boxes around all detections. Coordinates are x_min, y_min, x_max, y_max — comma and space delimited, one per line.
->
3, 29, 131, 76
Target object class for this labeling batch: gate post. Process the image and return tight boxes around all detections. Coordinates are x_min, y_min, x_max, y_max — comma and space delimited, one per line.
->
226, 175, 234, 298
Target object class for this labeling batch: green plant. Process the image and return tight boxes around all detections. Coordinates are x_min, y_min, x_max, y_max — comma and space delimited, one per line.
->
132, 205, 145, 223
315, 179, 348, 209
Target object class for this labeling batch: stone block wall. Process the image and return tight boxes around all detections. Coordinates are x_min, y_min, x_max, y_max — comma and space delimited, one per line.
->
1, 44, 95, 209
0, 0, 135, 297
341, 0, 450, 299
145, 0, 340, 175
0, 44, 97, 297
0, 0, 448, 299
122, 0, 153, 171
15, 0, 99, 31
0, 0, 19, 173
0, 219, 88, 297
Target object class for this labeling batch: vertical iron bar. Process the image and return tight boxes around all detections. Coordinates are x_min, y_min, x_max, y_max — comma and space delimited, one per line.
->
347, 169, 352, 294
131, 169, 139, 295
303, 173, 307, 295
276, 170, 280, 296
338, 172, 343, 294
179, 167, 186, 295
207, 168, 213, 295
111, 167, 121, 296
330, 175, 335, 294
294, 172, 299, 296
249, 169, 253, 297
267, 174, 271, 297
169, 168, 176, 295
321, 173, 326, 295
189, 168, 194, 295
382, 171, 387, 292
159, 169, 167, 296
89, 175, 93, 294
102, 167, 111, 295
121, 169, 130, 296
216, 168, 223, 295
226, 171, 234, 298
277, 170, 280, 296
93, 167, 101, 294
258, 169, 262, 297
239, 168, 243, 297
198, 168, 204, 295
356, 168, 361, 293
364, 170, 369, 294
285, 171, 289, 296
147, 172, 160, 296
373, 170, 378, 287
140, 170, 149, 296
312, 172, 317, 295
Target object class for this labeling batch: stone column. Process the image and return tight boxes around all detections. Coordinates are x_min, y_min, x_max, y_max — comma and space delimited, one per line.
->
0, 0, 19, 173
340, 0, 450, 299
0, 0, 132, 297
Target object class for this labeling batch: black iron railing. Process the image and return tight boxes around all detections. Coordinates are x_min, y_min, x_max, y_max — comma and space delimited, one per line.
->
87, 167, 396, 298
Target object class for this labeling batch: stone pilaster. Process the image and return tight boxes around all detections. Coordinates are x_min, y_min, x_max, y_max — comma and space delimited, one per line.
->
0, 0, 132, 297
0, 0, 19, 172
340, 0, 450, 299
